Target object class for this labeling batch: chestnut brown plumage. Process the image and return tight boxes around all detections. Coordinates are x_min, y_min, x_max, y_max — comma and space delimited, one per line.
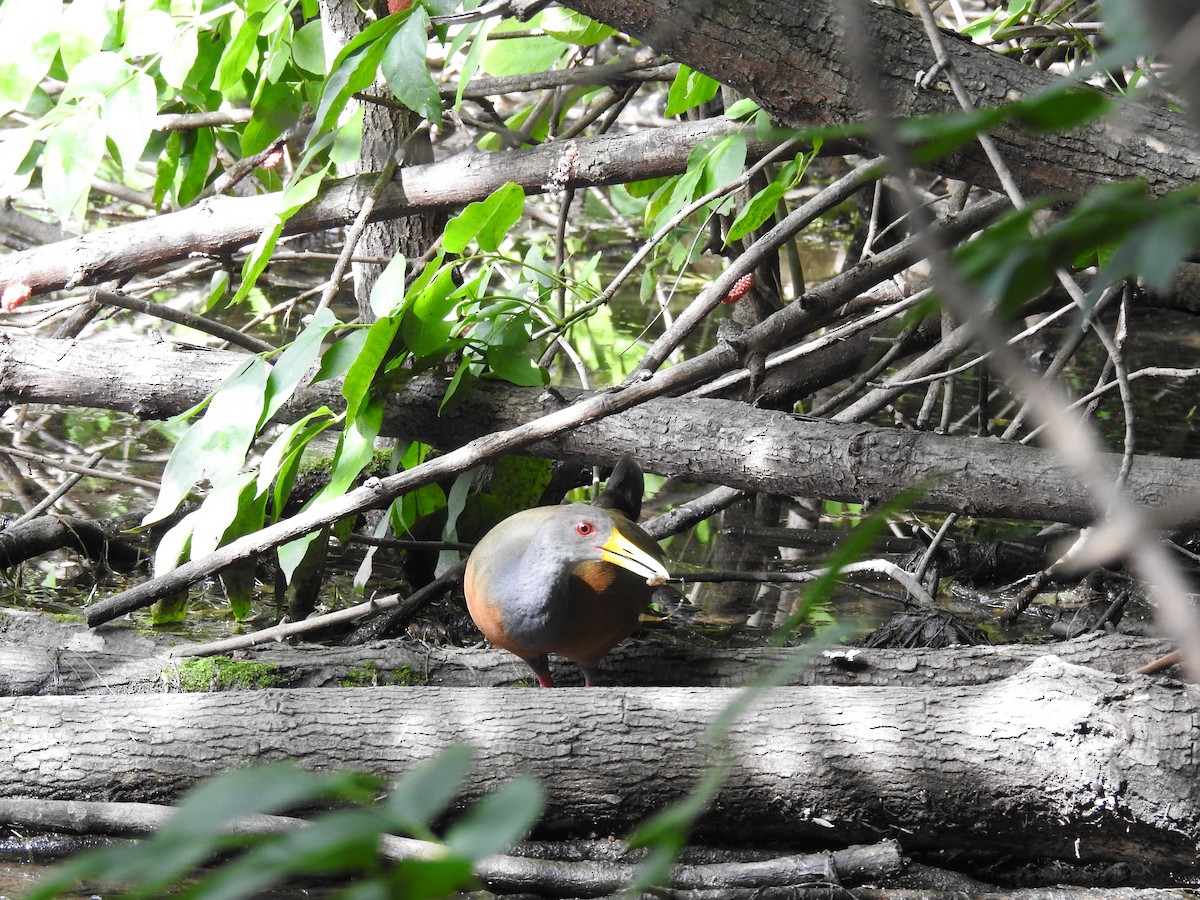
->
464, 457, 666, 687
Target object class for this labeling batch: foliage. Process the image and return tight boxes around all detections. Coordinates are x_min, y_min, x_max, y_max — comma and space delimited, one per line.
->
29, 749, 544, 900
5, 1, 1200, 892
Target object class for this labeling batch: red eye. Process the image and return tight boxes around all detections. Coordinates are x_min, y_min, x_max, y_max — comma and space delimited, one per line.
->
575, 521, 593, 536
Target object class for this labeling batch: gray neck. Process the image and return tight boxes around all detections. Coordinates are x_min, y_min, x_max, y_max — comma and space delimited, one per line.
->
499, 529, 578, 649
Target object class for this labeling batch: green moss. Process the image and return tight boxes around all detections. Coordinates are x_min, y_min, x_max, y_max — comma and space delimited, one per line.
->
339, 662, 381, 687
339, 661, 423, 687
170, 656, 285, 692
47, 612, 85, 623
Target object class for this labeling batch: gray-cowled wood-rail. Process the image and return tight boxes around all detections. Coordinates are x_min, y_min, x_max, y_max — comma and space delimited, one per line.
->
464, 456, 668, 687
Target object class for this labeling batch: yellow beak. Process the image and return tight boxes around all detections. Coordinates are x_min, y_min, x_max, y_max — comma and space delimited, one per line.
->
599, 525, 669, 586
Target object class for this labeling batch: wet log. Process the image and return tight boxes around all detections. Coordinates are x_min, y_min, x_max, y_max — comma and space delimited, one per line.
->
1, 656, 1196, 868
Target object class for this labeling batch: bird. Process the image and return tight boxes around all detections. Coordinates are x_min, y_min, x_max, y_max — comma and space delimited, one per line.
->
464, 456, 668, 687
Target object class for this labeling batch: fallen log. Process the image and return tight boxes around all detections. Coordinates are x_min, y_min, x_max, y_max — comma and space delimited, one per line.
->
0, 797, 905, 896
3, 335, 1198, 528
0, 608, 1178, 695
1, 656, 1196, 867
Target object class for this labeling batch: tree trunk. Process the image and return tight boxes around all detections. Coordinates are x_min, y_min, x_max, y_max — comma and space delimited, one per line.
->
319, 0, 443, 322
558, 0, 1200, 198
0, 656, 1196, 867
4, 335, 1197, 528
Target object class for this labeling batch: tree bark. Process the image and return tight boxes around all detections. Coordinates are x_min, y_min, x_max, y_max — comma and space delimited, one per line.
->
0, 656, 1196, 867
0, 608, 1177, 694
558, 0, 1200, 199
4, 335, 1197, 528
319, 0, 443, 322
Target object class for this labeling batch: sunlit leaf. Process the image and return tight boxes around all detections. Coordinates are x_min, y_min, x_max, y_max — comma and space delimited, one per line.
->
370, 253, 409, 319
122, 7, 177, 60
60, 51, 128, 102
218, 9, 268, 91
540, 8, 616, 44
263, 308, 341, 422
726, 181, 784, 242
0, 126, 38, 198
103, 72, 158, 173
144, 359, 270, 525
442, 182, 525, 253
482, 21, 563, 77
664, 64, 721, 118
42, 110, 106, 224
310, 13, 408, 146
382, 7, 442, 124
0, 0, 61, 116
292, 19, 326, 75
233, 166, 329, 303
159, 25, 200, 90
190, 470, 258, 558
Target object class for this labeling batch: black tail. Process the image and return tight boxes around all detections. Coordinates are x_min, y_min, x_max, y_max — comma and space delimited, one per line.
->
593, 454, 645, 521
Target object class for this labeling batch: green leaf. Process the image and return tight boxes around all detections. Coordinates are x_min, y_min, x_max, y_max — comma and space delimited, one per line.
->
386, 745, 475, 834
177, 125, 216, 206
370, 253, 408, 319
218, 10, 268, 91
664, 64, 721, 117
724, 97, 760, 120
263, 308, 342, 423
402, 265, 460, 358
258, 408, 336, 512
233, 166, 329, 303
244, 80, 303, 155
330, 397, 384, 496
144, 359, 269, 525
482, 25, 563, 77
1014, 85, 1112, 133
726, 181, 784, 243
444, 775, 544, 858
342, 315, 402, 419
103, 72, 158, 173
382, 7, 442, 124
292, 19, 327, 75
440, 360, 477, 413
540, 8, 616, 45
453, 17, 494, 109
442, 182, 525, 253
42, 110, 106, 224
154, 131, 181, 208
314, 328, 370, 384
0, 0, 62, 116
310, 13, 407, 146
488, 350, 547, 387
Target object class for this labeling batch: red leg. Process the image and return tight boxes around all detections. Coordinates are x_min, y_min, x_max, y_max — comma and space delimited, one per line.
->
527, 654, 555, 688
